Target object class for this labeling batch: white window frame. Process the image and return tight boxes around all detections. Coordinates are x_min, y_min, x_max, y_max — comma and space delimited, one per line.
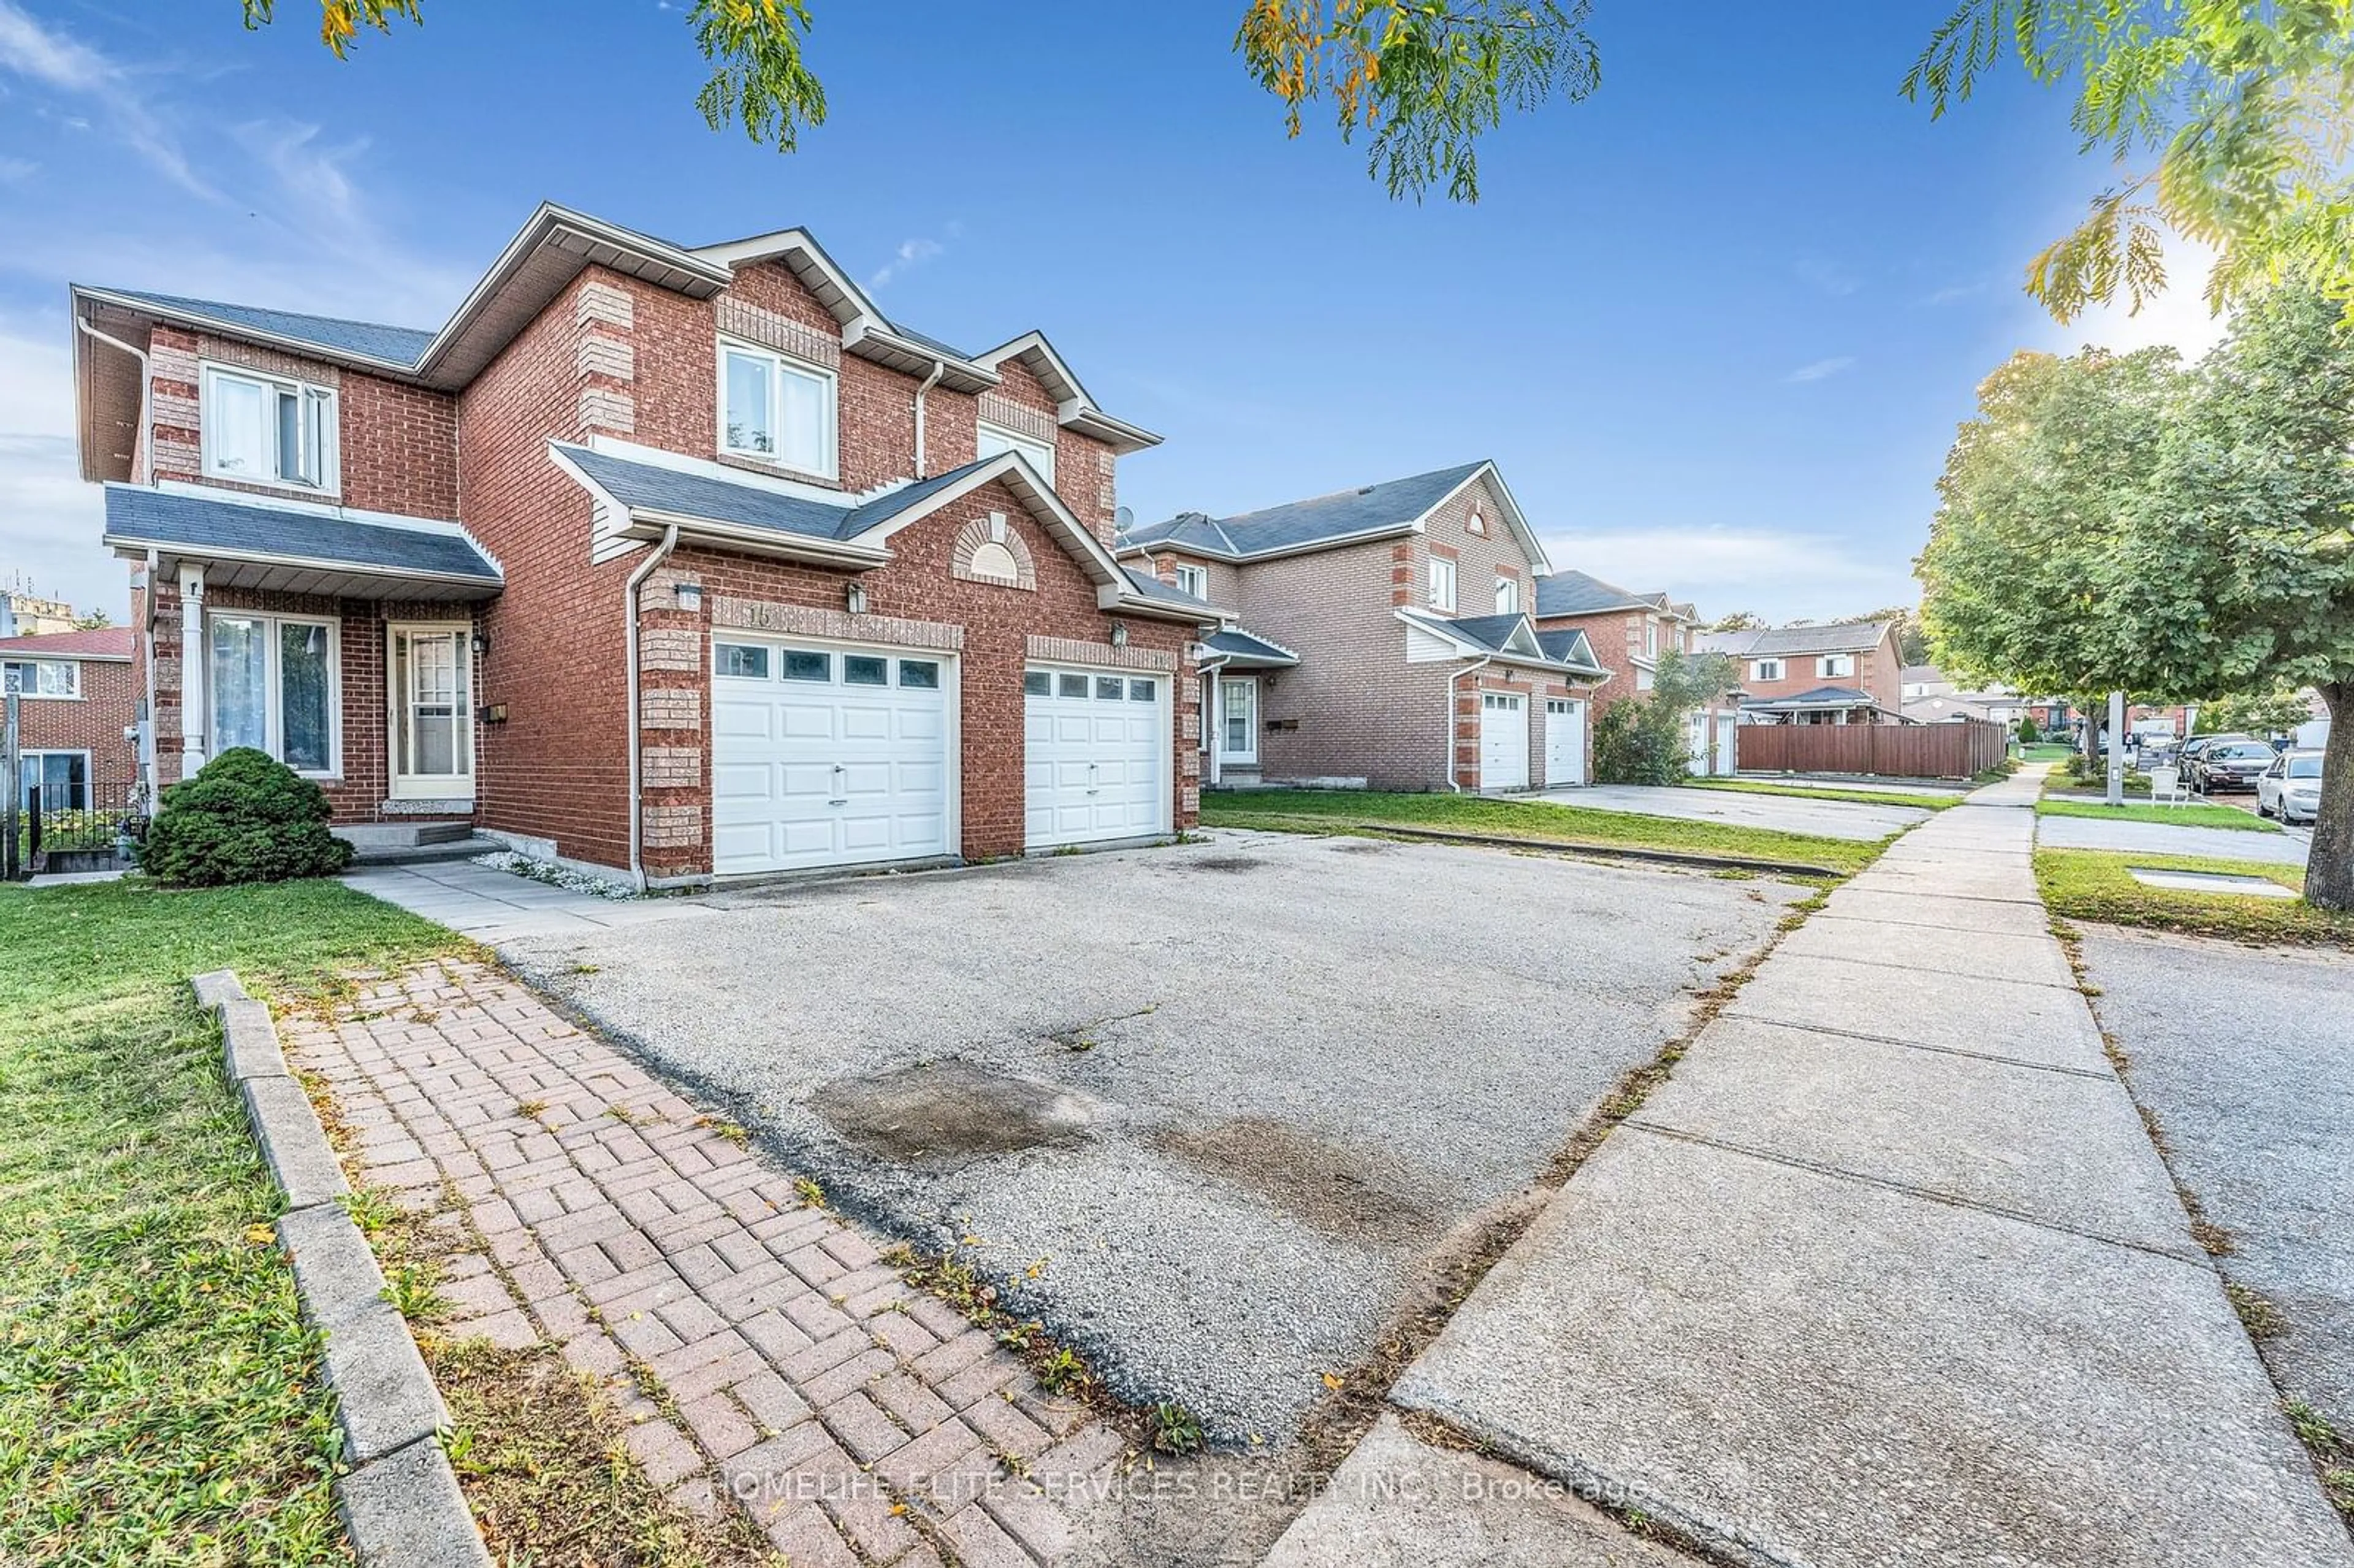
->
386, 622, 476, 801
199, 363, 340, 495
1217, 675, 1259, 764
1819, 653, 1856, 679
1173, 563, 1208, 600
1645, 619, 1659, 657
717, 335, 839, 479
976, 419, 1057, 487
205, 611, 342, 779
1428, 557, 1457, 612
1, 659, 79, 699
1751, 658, 1785, 683
18, 748, 91, 810
1495, 574, 1520, 615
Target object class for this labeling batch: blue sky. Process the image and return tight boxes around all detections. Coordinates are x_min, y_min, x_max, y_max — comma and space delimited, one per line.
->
0, 1, 2226, 625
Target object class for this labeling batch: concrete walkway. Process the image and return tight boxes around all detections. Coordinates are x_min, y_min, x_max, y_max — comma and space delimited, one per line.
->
1540, 783, 1929, 843
2037, 811, 2310, 865
343, 860, 713, 943
1274, 766, 2354, 1567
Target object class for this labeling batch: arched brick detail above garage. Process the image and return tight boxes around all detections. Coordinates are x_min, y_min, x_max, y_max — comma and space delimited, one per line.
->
950, 510, 1037, 592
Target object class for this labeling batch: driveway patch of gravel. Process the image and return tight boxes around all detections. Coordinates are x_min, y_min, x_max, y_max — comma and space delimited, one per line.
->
503, 831, 1806, 1445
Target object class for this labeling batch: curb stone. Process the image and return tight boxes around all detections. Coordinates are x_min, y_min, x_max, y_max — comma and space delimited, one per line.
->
195, 967, 490, 1568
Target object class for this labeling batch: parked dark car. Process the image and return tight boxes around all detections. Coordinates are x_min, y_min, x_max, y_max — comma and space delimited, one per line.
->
2193, 740, 2278, 793
2179, 733, 2254, 767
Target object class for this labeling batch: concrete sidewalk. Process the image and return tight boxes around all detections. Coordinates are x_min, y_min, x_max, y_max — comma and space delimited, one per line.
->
343, 860, 713, 943
1273, 766, 2354, 1567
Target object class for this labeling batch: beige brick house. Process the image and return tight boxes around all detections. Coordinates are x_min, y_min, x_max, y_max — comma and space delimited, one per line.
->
1120, 462, 1609, 792
1531, 569, 1738, 776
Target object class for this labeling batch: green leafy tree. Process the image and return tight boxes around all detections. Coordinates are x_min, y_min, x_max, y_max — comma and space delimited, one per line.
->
70, 608, 112, 630
2195, 690, 2317, 739
1857, 604, 1931, 666
1705, 611, 1765, 633
1907, 1, 2354, 319
2015, 711, 2040, 744
1593, 649, 1737, 785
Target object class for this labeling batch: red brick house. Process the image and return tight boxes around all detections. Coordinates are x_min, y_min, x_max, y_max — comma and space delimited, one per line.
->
1530, 570, 1736, 775
1118, 462, 1609, 792
1698, 620, 1906, 726
69, 204, 1219, 886
2, 626, 138, 810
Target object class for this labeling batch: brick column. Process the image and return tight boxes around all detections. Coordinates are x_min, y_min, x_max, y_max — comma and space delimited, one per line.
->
638, 569, 709, 881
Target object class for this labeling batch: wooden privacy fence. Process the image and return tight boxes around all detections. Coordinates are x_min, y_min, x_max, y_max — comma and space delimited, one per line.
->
1736, 719, 2008, 779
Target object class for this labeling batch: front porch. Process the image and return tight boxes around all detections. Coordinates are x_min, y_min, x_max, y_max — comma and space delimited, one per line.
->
1198, 626, 1300, 788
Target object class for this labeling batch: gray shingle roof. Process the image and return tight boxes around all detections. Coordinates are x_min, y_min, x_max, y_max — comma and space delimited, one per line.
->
1119, 567, 1214, 610
1205, 628, 1298, 666
557, 445, 1013, 544
1744, 685, 1875, 707
1534, 627, 1603, 669
1442, 613, 1533, 653
94, 289, 436, 367
1534, 568, 1651, 618
1127, 461, 1488, 560
1706, 620, 1889, 658
102, 485, 500, 582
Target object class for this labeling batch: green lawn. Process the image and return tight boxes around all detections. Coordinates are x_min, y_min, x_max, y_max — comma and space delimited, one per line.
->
2035, 798, 2280, 833
1202, 789, 1891, 875
1682, 778, 1962, 812
2035, 848, 2350, 946
2022, 743, 2078, 763
0, 878, 459, 1565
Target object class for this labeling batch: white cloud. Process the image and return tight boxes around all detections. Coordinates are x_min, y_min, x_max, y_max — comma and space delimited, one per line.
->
1783, 356, 1857, 384
869, 236, 944, 290
0, 0, 213, 197
1541, 525, 1918, 625
0, 318, 111, 616
0, 156, 36, 183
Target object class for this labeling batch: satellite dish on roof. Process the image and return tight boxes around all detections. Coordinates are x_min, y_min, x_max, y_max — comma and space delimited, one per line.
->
1114, 505, 1135, 540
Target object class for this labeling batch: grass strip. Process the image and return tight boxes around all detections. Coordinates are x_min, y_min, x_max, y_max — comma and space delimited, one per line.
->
1683, 778, 1962, 811
2035, 798, 2280, 833
2033, 848, 2350, 947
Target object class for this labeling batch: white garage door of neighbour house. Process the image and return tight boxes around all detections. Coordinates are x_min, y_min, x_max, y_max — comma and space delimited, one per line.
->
1024, 667, 1169, 848
1481, 691, 1529, 791
1545, 698, 1586, 786
710, 638, 953, 875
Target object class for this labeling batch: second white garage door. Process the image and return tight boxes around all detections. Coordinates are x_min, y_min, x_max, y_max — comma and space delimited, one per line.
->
711, 639, 953, 875
1025, 667, 1169, 848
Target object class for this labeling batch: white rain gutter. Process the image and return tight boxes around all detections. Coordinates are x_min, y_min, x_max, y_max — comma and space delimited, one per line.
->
77, 316, 153, 482
911, 360, 946, 479
1447, 654, 1497, 794
1197, 650, 1231, 789
623, 523, 681, 891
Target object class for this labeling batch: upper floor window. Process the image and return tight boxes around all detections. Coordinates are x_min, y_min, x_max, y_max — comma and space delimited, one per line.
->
720, 338, 836, 478
1173, 563, 1208, 599
977, 421, 1056, 486
2, 659, 78, 699
1495, 574, 1520, 615
1751, 657, 1785, 682
1428, 557, 1457, 612
202, 364, 337, 492
1645, 619, 1659, 657
1819, 653, 1855, 679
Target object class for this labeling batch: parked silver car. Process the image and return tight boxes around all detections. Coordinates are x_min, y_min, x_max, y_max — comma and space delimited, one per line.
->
2256, 750, 2325, 824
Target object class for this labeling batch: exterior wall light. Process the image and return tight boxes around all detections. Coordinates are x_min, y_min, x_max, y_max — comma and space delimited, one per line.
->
470, 629, 492, 658
1110, 620, 1129, 647
846, 582, 869, 615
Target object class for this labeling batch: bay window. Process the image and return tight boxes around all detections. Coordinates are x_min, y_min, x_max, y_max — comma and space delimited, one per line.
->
202, 365, 338, 492
719, 338, 836, 477
209, 614, 338, 775
977, 420, 1057, 485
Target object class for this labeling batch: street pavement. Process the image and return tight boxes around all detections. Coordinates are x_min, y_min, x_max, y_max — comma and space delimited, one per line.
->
1287, 765, 2354, 1567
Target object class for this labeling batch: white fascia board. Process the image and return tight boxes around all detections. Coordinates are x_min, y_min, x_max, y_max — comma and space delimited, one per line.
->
97, 531, 502, 588
629, 510, 891, 568
1100, 582, 1230, 625
974, 330, 1161, 452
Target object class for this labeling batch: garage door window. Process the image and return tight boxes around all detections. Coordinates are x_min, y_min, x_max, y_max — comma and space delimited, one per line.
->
1059, 673, 1089, 698
1095, 676, 1123, 699
718, 644, 770, 679
1129, 679, 1155, 701
844, 655, 889, 686
783, 650, 831, 682
1023, 671, 1051, 697
900, 660, 940, 689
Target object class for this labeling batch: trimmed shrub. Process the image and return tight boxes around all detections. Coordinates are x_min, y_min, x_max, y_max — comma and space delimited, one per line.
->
2016, 713, 2041, 744
140, 748, 354, 886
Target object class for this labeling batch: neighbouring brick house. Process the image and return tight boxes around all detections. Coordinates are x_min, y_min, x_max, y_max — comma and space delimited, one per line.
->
1117, 461, 1609, 792
69, 204, 1219, 885
1697, 620, 1906, 725
1530, 569, 1737, 776
2, 626, 139, 809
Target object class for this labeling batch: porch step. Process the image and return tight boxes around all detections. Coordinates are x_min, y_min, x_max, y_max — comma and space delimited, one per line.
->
344, 834, 506, 867
335, 820, 474, 853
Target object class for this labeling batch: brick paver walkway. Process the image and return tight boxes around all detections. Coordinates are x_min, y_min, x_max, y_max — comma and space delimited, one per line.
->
285, 959, 1130, 1567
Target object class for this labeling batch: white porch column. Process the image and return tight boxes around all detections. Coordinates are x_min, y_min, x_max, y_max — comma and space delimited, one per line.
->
178, 563, 206, 778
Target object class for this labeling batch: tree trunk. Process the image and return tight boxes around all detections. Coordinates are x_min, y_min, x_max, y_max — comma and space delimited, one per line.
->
2305, 681, 2354, 911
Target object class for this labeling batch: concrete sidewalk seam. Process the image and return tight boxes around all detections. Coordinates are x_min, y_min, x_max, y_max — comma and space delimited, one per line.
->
1756, 946, 2081, 992
1714, 1010, 2117, 1080
1616, 1122, 2211, 1266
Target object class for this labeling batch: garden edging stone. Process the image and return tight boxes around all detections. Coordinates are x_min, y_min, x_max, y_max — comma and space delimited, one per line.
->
194, 967, 489, 1568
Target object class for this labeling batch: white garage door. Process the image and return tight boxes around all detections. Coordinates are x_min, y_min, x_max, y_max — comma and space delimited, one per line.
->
1545, 698, 1586, 786
710, 639, 953, 875
1024, 667, 1169, 848
1481, 691, 1529, 791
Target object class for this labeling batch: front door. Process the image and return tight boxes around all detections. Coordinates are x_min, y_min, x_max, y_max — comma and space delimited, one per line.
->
1218, 676, 1259, 766
389, 625, 473, 799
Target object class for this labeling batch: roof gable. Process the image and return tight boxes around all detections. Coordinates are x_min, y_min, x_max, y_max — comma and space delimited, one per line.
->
1128, 461, 1490, 560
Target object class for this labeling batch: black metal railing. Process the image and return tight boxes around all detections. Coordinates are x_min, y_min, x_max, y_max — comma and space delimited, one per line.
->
24, 780, 144, 871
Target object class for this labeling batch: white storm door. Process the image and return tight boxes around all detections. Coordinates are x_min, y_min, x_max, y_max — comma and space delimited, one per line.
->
1716, 712, 1737, 774
1024, 668, 1170, 848
1545, 698, 1586, 786
390, 625, 473, 799
1480, 691, 1529, 791
1218, 676, 1259, 765
710, 641, 953, 875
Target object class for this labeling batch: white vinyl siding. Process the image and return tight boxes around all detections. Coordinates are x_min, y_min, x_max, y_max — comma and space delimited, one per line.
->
977, 421, 1057, 487
719, 337, 837, 478
202, 364, 338, 493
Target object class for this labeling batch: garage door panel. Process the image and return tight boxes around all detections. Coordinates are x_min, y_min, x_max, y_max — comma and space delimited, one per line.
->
712, 698, 777, 741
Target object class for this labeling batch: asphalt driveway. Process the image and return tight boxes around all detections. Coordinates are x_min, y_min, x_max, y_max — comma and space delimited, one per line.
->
2077, 926, 2354, 1430
1544, 783, 1928, 842
500, 831, 1806, 1444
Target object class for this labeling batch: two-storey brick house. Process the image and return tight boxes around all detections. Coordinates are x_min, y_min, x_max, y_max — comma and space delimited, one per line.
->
1119, 462, 1609, 792
1530, 569, 1737, 775
69, 204, 1218, 885
2, 626, 139, 810
1698, 620, 1905, 725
